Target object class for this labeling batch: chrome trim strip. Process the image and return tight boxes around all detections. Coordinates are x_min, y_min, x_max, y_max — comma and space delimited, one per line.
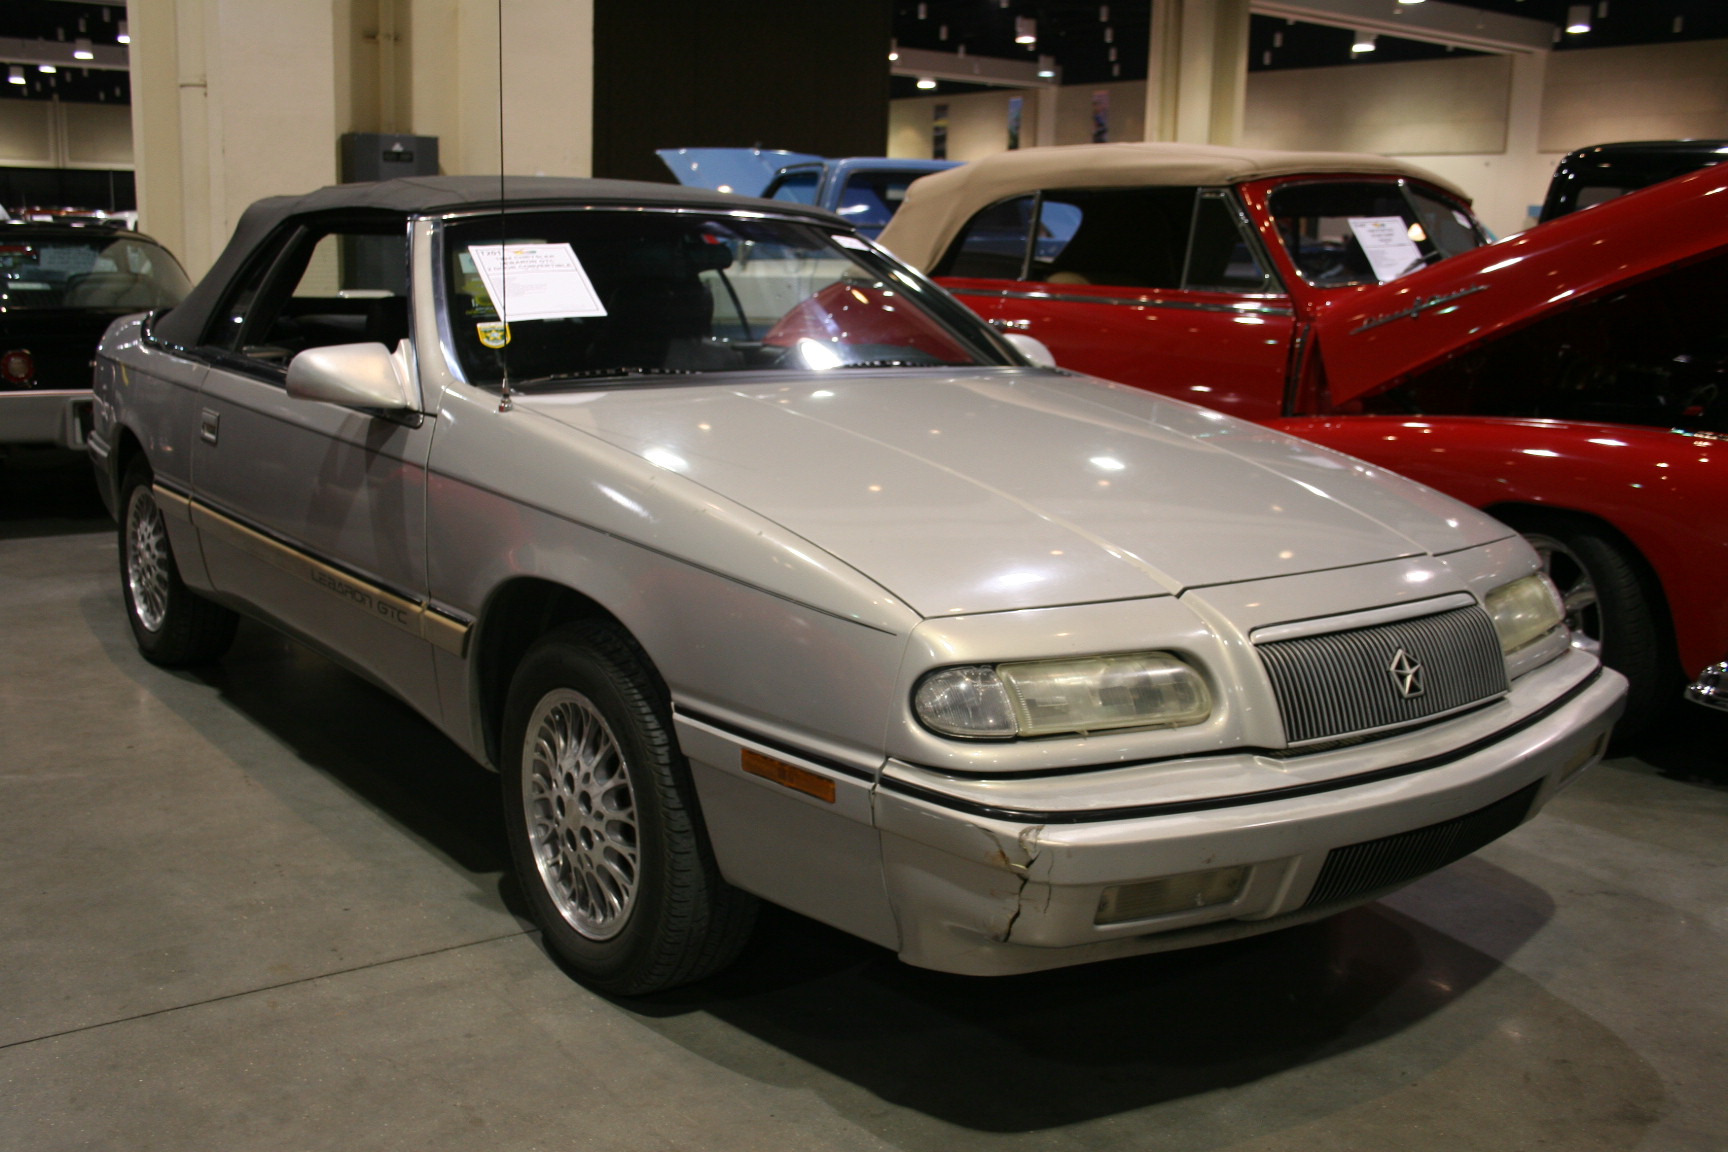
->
429, 203, 834, 227
1348, 284, 1489, 334
1251, 593, 1476, 644
421, 607, 471, 657
949, 286, 1294, 316
188, 498, 471, 654
149, 483, 194, 526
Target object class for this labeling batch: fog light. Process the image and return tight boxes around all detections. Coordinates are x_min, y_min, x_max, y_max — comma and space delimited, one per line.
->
1095, 865, 1247, 924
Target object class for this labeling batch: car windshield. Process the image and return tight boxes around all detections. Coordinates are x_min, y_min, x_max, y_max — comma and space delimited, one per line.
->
1269, 180, 1487, 288
443, 210, 1011, 388
0, 234, 190, 310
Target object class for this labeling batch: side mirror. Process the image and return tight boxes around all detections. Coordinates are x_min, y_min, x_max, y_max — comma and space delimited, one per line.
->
1003, 331, 1058, 369
285, 342, 417, 412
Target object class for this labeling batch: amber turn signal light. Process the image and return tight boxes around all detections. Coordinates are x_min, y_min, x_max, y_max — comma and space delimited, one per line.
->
741, 748, 836, 803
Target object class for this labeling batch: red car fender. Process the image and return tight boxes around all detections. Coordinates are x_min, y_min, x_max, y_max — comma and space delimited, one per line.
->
1267, 414, 1728, 677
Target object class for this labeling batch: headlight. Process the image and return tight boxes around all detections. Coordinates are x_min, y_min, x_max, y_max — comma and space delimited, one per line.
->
1486, 573, 1566, 655
914, 651, 1212, 739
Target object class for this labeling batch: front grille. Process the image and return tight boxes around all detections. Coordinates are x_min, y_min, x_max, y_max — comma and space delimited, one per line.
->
1256, 604, 1507, 745
1301, 781, 1538, 909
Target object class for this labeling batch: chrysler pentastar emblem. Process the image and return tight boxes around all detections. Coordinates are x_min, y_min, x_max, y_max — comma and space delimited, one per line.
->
1389, 649, 1425, 698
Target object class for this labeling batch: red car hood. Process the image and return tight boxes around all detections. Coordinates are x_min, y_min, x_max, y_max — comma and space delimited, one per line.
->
1315, 163, 1728, 406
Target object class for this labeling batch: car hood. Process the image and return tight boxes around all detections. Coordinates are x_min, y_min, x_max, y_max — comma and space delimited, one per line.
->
655, 147, 822, 197
1318, 162, 1728, 406
520, 369, 1511, 617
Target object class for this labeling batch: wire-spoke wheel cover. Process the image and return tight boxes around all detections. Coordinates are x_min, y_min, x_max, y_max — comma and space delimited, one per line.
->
125, 485, 171, 634
522, 688, 641, 941
1526, 531, 1602, 659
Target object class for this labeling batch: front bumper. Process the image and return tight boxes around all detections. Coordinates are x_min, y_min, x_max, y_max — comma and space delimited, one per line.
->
874, 651, 1625, 976
1687, 662, 1728, 713
0, 389, 93, 448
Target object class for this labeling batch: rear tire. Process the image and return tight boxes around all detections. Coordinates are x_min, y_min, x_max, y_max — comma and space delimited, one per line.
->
501, 621, 756, 994
118, 458, 238, 667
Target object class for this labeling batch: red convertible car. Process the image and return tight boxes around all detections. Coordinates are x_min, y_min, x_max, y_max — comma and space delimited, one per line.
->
879, 144, 1728, 732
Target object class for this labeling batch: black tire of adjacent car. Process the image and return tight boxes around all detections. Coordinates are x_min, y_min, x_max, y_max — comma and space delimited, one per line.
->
118, 457, 239, 667
500, 622, 757, 995
1500, 510, 1672, 740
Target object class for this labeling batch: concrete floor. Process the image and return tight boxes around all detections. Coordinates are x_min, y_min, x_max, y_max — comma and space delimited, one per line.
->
3, 448, 1726, 1152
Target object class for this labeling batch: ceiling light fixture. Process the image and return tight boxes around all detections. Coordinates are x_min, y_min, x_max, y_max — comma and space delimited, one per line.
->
1398, 0, 1424, 5
917, 76, 937, 90
1352, 31, 1377, 52
1565, 4, 1591, 33
1015, 16, 1037, 44
73, 39, 94, 60
38, 64, 56, 74
7, 66, 24, 85
116, 20, 130, 44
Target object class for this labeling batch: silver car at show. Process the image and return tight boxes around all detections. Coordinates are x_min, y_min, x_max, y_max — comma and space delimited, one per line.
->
89, 177, 1625, 994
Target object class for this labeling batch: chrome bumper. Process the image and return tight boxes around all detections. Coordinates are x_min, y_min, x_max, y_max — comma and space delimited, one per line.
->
0, 389, 93, 448
1687, 662, 1728, 713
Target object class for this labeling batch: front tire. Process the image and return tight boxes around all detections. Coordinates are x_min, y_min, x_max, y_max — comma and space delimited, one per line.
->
501, 622, 756, 994
118, 458, 238, 667
1502, 511, 1672, 738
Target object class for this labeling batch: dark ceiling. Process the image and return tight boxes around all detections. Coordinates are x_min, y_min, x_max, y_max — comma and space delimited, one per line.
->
0, 1, 128, 105
892, 0, 1728, 94
0, 1, 1724, 105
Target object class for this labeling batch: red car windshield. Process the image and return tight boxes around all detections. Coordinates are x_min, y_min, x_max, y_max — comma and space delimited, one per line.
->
1269, 180, 1488, 288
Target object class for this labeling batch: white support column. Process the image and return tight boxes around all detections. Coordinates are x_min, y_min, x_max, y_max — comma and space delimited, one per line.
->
127, 0, 338, 278
127, 0, 594, 278
1144, 0, 1250, 145
408, 0, 592, 179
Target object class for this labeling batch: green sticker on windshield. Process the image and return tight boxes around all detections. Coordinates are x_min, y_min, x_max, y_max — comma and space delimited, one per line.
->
477, 321, 511, 348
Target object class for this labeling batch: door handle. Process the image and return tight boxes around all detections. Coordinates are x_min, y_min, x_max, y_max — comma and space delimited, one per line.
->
199, 408, 220, 445
989, 318, 1032, 332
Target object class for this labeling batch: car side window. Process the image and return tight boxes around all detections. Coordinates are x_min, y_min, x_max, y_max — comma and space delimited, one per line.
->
1183, 191, 1273, 292
204, 221, 408, 373
935, 195, 1037, 279
1028, 187, 1198, 289
834, 173, 917, 239
766, 170, 820, 205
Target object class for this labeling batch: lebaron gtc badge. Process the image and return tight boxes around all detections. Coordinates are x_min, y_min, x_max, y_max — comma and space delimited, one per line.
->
1389, 648, 1425, 698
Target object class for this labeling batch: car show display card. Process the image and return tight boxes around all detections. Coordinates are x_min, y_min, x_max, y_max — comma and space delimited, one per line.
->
468, 243, 608, 321
1347, 216, 1424, 283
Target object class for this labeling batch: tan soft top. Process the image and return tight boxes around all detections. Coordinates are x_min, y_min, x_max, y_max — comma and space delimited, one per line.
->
876, 141, 1470, 271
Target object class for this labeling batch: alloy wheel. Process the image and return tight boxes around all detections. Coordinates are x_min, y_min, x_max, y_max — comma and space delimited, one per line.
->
521, 689, 641, 940
125, 485, 171, 633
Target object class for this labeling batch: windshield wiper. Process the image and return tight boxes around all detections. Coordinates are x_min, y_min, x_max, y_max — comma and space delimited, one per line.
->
507, 367, 701, 389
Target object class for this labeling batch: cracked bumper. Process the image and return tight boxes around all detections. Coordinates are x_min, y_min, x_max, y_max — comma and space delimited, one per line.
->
874, 660, 1624, 976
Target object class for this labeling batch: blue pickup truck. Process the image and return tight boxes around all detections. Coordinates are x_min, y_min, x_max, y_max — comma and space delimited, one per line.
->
657, 148, 958, 239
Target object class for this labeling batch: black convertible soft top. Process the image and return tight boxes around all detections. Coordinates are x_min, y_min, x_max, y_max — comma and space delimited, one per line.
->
153, 175, 842, 348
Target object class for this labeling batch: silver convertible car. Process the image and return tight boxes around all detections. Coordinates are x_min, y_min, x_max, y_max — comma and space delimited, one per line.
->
90, 178, 1623, 994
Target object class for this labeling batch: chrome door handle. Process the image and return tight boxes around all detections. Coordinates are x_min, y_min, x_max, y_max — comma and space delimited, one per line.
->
199, 409, 220, 445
